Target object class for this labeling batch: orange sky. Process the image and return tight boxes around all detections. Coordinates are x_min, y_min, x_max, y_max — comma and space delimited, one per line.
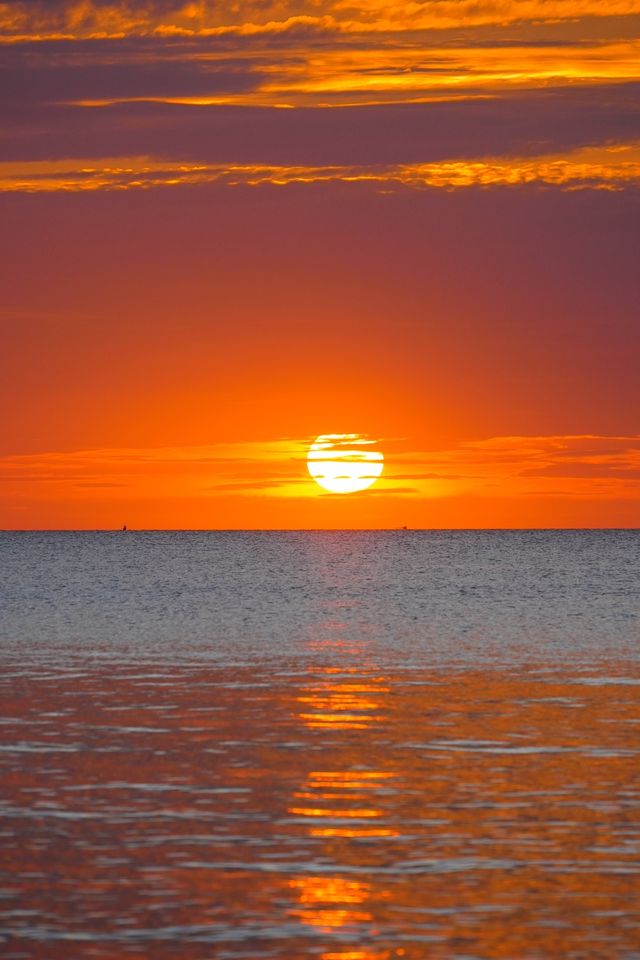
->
1, 1, 639, 527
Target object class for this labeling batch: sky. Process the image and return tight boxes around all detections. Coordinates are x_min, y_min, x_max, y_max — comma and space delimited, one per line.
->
1, 0, 639, 528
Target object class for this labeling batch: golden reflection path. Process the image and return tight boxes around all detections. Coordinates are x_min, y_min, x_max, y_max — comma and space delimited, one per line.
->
1, 646, 640, 956
281, 612, 640, 959
288, 629, 400, 956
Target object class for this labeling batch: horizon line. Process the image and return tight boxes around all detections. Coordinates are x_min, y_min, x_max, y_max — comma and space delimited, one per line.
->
1, 527, 638, 534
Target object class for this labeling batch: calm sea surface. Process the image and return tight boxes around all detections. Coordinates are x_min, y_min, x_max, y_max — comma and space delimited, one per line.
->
1, 531, 639, 959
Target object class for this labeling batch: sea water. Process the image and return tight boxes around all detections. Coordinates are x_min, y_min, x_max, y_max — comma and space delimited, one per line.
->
0, 531, 639, 958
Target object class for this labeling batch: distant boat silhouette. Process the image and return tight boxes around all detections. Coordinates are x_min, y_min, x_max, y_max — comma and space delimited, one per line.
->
122, 524, 127, 531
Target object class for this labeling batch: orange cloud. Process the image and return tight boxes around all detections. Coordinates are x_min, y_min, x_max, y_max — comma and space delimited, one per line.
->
391, 435, 640, 501
259, 38, 640, 104
6, 35, 638, 108
3, 142, 640, 192
2, 0, 640, 41
3, 4, 638, 116
0, 440, 310, 502
1, 434, 638, 529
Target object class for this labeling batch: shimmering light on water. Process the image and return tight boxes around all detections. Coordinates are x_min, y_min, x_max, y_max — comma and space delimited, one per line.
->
0, 531, 639, 958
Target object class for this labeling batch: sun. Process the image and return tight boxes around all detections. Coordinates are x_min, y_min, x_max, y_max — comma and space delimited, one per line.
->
307, 434, 384, 494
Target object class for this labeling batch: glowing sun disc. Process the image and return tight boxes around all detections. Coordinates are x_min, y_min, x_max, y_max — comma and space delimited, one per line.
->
307, 434, 384, 494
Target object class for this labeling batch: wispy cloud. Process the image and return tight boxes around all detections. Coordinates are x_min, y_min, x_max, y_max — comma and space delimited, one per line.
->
2, 1, 640, 42
3, 141, 640, 192
4, 33, 640, 109
391, 435, 640, 500
1, 435, 638, 509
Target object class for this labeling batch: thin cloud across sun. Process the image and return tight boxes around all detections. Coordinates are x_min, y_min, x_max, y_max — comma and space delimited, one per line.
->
307, 434, 384, 494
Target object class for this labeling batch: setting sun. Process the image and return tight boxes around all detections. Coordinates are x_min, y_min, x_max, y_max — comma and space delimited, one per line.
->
307, 434, 384, 494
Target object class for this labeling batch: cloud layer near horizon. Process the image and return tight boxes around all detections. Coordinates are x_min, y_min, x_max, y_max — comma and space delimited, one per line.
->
2, 435, 638, 529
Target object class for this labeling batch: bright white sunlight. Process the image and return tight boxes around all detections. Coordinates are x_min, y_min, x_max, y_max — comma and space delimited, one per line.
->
306, 434, 384, 494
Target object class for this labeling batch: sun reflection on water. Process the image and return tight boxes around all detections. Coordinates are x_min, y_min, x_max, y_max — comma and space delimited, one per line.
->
289, 876, 373, 929
288, 649, 399, 938
321, 953, 395, 960
296, 667, 389, 731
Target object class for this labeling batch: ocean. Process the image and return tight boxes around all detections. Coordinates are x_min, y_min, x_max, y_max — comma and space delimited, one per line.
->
1, 531, 639, 958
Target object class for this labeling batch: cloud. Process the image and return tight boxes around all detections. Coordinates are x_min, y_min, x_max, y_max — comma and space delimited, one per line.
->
391, 435, 640, 499
2, 1, 640, 41
1, 10, 638, 183
2, 29, 640, 110
1, 435, 638, 511
0, 440, 312, 501
3, 78, 640, 175
522, 464, 640, 478
2, 140, 640, 192
1, 2, 639, 125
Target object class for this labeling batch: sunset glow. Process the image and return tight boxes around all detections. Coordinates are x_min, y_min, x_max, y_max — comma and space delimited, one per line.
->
1, 0, 639, 528
3, 5, 639, 951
